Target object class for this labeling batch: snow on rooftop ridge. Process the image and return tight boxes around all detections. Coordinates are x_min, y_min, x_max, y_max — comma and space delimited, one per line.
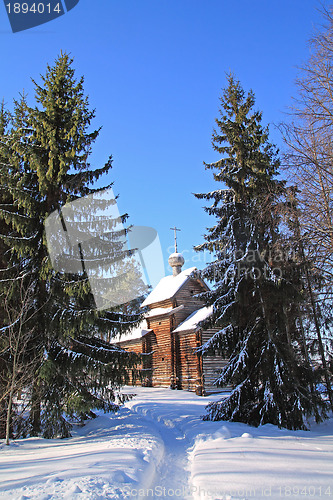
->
145, 304, 184, 318
110, 319, 152, 344
173, 305, 213, 333
141, 267, 198, 308
145, 306, 174, 317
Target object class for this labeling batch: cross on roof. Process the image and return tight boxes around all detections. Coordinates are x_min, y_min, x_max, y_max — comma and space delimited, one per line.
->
170, 226, 181, 253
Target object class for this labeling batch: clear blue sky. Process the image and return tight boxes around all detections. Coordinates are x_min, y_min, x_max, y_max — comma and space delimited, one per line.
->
1, 0, 329, 275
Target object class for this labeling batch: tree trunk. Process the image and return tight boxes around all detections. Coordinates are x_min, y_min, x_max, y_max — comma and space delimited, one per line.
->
5, 392, 13, 445
30, 378, 41, 436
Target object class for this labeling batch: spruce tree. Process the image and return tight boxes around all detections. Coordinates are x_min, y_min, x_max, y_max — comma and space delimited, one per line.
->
195, 75, 326, 430
0, 54, 142, 438
0, 101, 11, 439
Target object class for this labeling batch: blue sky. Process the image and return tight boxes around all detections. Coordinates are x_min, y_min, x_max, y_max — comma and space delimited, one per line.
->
1, 0, 329, 275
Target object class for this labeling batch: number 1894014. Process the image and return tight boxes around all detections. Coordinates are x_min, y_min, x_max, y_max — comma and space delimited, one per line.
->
6, 3, 61, 14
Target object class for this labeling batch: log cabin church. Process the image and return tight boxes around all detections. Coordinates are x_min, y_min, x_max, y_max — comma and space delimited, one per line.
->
114, 240, 228, 396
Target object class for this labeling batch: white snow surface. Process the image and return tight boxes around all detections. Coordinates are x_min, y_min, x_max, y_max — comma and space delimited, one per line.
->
0, 387, 332, 500
140, 267, 198, 307
145, 305, 184, 318
173, 306, 213, 333
111, 320, 152, 343
145, 306, 174, 317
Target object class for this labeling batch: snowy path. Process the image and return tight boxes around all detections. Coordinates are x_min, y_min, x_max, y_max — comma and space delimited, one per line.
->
148, 424, 191, 498
126, 398, 194, 498
0, 387, 333, 500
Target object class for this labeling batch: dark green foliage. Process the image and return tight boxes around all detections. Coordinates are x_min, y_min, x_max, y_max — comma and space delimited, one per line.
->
195, 75, 327, 430
0, 53, 142, 438
0, 101, 14, 440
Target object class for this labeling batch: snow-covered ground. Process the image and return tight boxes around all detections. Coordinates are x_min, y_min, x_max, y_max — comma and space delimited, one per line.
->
0, 387, 332, 500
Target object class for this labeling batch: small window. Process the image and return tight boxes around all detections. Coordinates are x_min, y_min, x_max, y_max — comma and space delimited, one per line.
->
162, 357, 164, 361
158, 321, 162, 325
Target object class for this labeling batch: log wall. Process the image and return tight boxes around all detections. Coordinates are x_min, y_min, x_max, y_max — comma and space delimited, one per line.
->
148, 317, 173, 387
172, 278, 207, 327
116, 337, 144, 386
201, 330, 230, 394
173, 330, 202, 393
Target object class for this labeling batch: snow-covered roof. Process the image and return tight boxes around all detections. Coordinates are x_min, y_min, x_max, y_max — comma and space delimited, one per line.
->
145, 305, 184, 318
141, 267, 199, 307
173, 306, 213, 333
111, 319, 152, 344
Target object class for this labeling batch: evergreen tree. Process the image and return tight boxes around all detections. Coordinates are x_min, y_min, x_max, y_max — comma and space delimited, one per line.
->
285, 188, 333, 408
0, 53, 142, 438
0, 100, 11, 439
195, 75, 326, 430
